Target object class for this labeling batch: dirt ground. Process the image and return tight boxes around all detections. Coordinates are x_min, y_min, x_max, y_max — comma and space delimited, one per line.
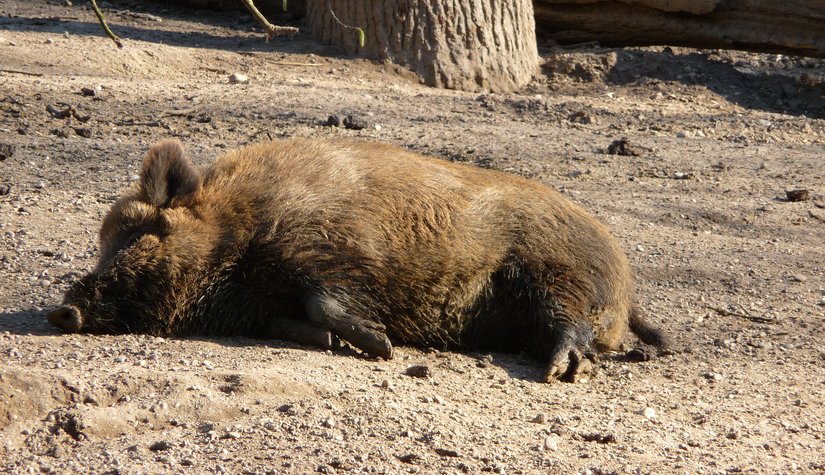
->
1, 1, 824, 474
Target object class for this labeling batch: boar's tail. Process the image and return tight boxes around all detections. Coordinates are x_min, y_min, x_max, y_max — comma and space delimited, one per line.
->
629, 305, 669, 349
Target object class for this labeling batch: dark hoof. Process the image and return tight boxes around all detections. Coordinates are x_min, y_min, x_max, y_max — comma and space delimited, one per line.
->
545, 348, 597, 383
625, 347, 653, 362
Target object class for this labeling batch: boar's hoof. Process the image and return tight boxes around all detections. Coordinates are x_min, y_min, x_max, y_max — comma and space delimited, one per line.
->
266, 318, 343, 351
305, 294, 394, 360
47, 305, 83, 333
544, 347, 597, 383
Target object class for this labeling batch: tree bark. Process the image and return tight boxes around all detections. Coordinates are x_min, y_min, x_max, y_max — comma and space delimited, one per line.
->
305, 0, 539, 92
534, 0, 825, 59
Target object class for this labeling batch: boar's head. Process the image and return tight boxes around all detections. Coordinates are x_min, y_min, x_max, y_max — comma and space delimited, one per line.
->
48, 140, 216, 335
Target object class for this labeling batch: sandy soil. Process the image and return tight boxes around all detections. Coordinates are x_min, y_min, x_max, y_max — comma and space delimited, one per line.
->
1, 1, 824, 473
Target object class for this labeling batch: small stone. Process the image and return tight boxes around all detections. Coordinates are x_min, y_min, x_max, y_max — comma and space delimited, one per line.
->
580, 432, 617, 444
405, 365, 431, 378
380, 379, 391, 389
607, 137, 641, 156
675, 130, 690, 138
321, 417, 335, 428
642, 407, 657, 419
114, 356, 126, 363
625, 347, 653, 361
228, 73, 249, 84
397, 453, 419, 464
530, 414, 546, 424
80, 87, 97, 97
324, 115, 340, 127
434, 448, 458, 457
785, 189, 810, 202
149, 440, 172, 451
224, 431, 241, 439
476, 354, 493, 368
73, 127, 92, 138
0, 143, 14, 160
790, 275, 806, 283
342, 115, 369, 130
703, 371, 723, 382
0, 185, 10, 196
543, 435, 559, 451
374, 124, 382, 131
45, 38, 54, 44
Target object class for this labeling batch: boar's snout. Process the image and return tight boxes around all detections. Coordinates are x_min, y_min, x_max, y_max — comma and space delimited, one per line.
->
47, 305, 83, 333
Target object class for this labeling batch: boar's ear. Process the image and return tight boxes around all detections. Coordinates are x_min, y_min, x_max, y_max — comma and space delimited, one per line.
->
140, 140, 202, 208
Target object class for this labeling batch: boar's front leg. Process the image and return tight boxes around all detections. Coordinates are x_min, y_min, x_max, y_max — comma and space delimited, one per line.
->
266, 318, 342, 351
305, 293, 393, 359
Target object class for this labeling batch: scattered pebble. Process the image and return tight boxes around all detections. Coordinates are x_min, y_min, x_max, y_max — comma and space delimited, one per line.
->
148, 440, 172, 451
343, 115, 369, 130
397, 453, 419, 464
530, 414, 546, 424
51, 128, 70, 139
543, 434, 559, 451
476, 354, 493, 368
607, 137, 642, 156
675, 130, 690, 138
642, 407, 657, 419
625, 347, 653, 361
73, 127, 92, 138
323, 115, 341, 127
228, 73, 249, 84
80, 87, 97, 97
785, 189, 810, 202
703, 371, 723, 382
580, 432, 618, 444
405, 365, 431, 378
0, 143, 14, 160
434, 448, 458, 457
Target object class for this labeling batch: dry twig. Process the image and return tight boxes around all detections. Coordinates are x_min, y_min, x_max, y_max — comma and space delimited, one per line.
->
240, 0, 299, 39
704, 305, 776, 324
0, 69, 44, 77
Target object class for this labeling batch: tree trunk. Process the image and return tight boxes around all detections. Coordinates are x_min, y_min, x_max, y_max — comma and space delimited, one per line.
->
305, 0, 539, 92
534, 0, 825, 59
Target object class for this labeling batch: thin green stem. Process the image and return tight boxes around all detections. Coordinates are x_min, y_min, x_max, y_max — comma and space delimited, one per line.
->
90, 0, 123, 48
327, 0, 365, 48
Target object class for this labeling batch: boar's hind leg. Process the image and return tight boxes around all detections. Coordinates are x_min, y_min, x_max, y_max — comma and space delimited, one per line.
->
537, 312, 597, 383
305, 293, 393, 360
266, 318, 342, 351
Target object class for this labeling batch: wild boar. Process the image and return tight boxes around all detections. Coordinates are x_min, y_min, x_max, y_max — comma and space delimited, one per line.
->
48, 138, 668, 382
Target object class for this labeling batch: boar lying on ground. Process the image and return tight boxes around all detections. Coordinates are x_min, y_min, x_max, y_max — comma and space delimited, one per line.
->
48, 139, 668, 382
